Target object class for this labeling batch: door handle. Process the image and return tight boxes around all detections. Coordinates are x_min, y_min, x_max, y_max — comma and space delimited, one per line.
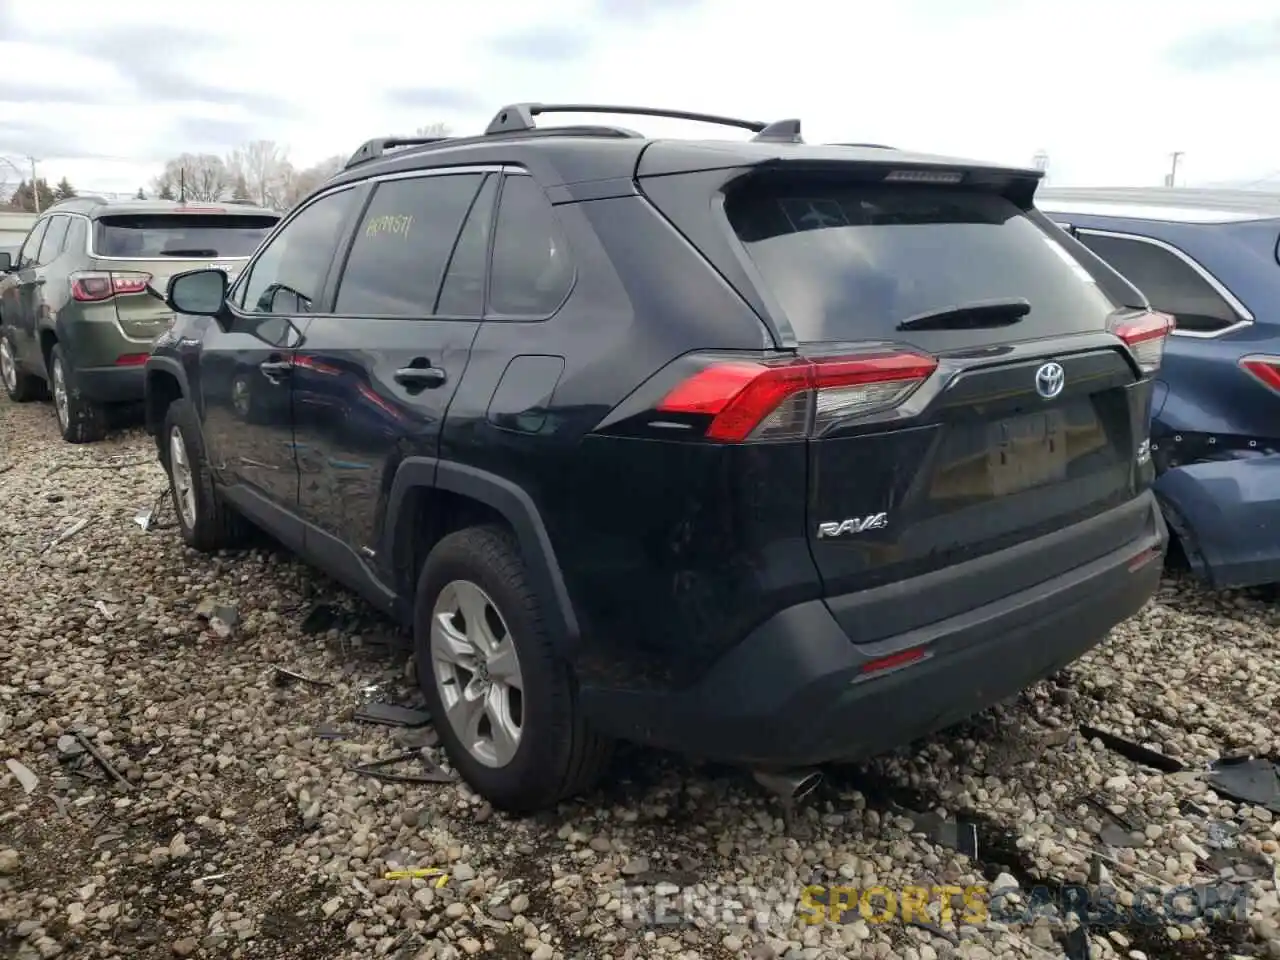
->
259, 360, 292, 380
394, 365, 446, 388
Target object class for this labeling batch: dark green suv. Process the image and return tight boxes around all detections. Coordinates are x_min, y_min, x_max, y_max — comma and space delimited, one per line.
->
0, 197, 279, 442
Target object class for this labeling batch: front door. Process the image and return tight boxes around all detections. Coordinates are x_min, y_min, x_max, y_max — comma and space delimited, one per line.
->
201, 185, 362, 510
2, 218, 49, 369
292, 170, 497, 565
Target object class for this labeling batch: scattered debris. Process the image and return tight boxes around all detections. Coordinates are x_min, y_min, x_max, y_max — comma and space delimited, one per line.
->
300, 603, 340, 635
384, 867, 449, 886
93, 600, 116, 621
40, 517, 93, 554
5, 758, 39, 794
209, 606, 239, 638
347, 749, 454, 785
194, 598, 218, 620
56, 735, 85, 759
353, 703, 432, 728
272, 665, 333, 688
134, 488, 173, 531
906, 809, 980, 859
1205, 756, 1280, 813
72, 730, 132, 791
314, 723, 346, 740
1079, 724, 1185, 773
903, 917, 959, 945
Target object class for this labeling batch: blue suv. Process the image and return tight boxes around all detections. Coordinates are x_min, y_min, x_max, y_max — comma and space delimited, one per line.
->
1038, 187, 1280, 589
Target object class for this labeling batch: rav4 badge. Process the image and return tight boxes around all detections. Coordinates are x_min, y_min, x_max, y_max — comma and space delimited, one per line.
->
816, 513, 889, 538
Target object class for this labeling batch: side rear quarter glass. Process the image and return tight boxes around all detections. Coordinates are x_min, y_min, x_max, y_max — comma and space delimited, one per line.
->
1076, 232, 1240, 333
487, 175, 573, 318
18, 220, 48, 267
334, 173, 484, 318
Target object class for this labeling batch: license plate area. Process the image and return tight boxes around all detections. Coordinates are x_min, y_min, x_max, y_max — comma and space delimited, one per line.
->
986, 409, 1068, 496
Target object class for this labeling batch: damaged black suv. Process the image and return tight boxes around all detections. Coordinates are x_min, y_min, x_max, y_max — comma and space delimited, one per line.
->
145, 103, 1168, 812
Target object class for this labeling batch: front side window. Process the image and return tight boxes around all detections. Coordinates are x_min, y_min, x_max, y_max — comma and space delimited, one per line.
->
17, 220, 49, 269
1077, 232, 1241, 333
334, 173, 484, 317
239, 190, 357, 315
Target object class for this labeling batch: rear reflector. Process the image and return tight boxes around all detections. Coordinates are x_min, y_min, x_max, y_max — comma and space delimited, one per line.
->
1126, 546, 1162, 572
70, 271, 153, 302
860, 646, 928, 677
1111, 310, 1173, 375
115, 353, 149, 366
656, 351, 938, 442
1239, 355, 1280, 393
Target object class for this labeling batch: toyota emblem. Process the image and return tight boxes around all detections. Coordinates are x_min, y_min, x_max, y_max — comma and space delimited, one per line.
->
1035, 362, 1065, 400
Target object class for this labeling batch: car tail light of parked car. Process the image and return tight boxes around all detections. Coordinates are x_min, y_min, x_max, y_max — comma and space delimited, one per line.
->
1238, 355, 1280, 393
70, 271, 153, 302
1111, 309, 1174, 374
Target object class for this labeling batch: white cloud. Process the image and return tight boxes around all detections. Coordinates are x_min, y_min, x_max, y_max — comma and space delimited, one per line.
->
2, 0, 1279, 195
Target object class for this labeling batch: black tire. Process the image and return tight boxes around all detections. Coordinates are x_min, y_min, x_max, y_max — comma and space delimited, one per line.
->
49, 344, 107, 443
414, 525, 612, 812
1, 328, 45, 403
161, 398, 249, 551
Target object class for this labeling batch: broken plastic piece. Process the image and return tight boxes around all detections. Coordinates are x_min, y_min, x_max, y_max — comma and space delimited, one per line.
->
5, 758, 39, 794
272, 665, 332, 688
353, 703, 432, 728
1205, 756, 1280, 813
348, 750, 453, 785
384, 867, 449, 886
1079, 724, 1185, 773
40, 516, 92, 554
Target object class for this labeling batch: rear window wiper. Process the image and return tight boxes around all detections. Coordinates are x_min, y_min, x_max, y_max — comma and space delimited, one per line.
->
896, 297, 1031, 332
159, 248, 219, 257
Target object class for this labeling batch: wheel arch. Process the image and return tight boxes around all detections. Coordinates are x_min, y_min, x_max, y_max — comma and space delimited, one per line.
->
144, 358, 189, 437
384, 458, 581, 656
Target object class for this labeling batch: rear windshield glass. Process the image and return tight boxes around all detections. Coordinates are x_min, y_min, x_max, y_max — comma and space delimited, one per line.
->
93, 214, 278, 258
726, 180, 1121, 343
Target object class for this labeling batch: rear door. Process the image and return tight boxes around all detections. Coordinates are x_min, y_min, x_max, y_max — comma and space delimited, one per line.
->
88, 208, 278, 341
292, 169, 496, 562
711, 174, 1160, 621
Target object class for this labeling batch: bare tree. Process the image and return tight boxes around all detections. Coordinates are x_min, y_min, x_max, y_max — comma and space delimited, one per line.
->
226, 140, 295, 210
284, 155, 345, 209
414, 122, 452, 138
152, 154, 229, 203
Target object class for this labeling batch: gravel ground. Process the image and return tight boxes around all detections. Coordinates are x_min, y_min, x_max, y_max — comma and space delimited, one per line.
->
2, 393, 1279, 960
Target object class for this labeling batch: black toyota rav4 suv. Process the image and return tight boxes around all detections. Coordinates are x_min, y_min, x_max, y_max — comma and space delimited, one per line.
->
145, 103, 1168, 812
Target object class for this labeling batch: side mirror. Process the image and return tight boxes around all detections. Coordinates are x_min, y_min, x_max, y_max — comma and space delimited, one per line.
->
0, 252, 12, 272
167, 268, 228, 317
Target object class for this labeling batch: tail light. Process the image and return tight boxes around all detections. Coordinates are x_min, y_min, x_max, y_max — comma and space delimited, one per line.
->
70, 271, 153, 302
1239, 355, 1280, 393
1111, 310, 1174, 375
655, 351, 938, 442
114, 353, 149, 367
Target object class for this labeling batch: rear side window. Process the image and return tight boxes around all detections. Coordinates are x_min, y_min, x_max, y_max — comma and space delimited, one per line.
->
334, 173, 484, 317
488, 175, 573, 318
725, 180, 1120, 345
18, 220, 48, 268
93, 213, 278, 258
1076, 232, 1241, 333
36, 216, 70, 264
437, 175, 498, 317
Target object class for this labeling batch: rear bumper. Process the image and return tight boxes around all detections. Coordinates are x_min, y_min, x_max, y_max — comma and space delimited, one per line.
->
1156, 453, 1280, 589
74, 365, 146, 403
580, 492, 1166, 767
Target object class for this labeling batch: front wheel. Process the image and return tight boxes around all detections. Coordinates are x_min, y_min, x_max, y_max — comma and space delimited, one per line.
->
414, 526, 612, 812
161, 399, 249, 552
1, 329, 45, 403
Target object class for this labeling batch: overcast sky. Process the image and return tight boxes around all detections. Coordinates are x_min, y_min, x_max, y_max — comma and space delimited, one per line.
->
2, 0, 1279, 195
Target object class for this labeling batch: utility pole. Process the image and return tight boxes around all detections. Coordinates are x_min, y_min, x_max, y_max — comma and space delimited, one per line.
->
1166, 151, 1184, 188
28, 155, 40, 213
179, 166, 186, 203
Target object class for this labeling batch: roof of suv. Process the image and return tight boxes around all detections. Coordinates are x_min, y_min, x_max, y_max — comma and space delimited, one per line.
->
42, 196, 279, 219
324, 101, 1043, 194
1038, 186, 1280, 224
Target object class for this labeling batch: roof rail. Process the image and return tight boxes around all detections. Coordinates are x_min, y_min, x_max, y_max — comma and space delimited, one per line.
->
483, 103, 803, 143
345, 135, 451, 170
829, 143, 897, 150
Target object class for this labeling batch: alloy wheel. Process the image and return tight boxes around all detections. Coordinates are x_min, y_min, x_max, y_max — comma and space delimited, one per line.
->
430, 579, 525, 768
0, 338, 16, 393
51, 358, 68, 429
168, 426, 197, 529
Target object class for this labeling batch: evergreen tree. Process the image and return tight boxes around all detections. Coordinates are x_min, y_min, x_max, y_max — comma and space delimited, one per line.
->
134, 188, 147, 200
52, 177, 77, 201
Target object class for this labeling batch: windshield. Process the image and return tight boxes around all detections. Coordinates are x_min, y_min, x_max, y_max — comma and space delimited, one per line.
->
93, 214, 277, 259
725, 179, 1121, 346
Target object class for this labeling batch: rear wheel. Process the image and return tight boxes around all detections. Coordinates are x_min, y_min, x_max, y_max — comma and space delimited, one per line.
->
414, 526, 612, 812
1, 329, 44, 403
49, 345, 107, 443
